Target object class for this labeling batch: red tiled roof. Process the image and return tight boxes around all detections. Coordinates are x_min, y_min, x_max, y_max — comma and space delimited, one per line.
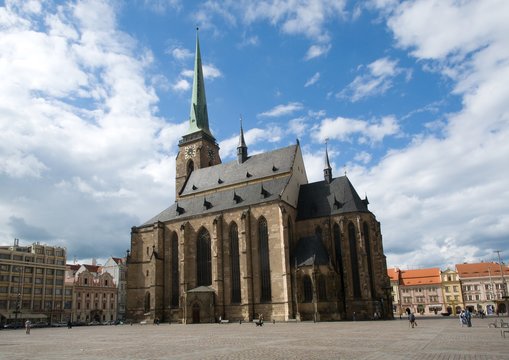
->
456, 262, 509, 278
387, 268, 400, 281
112, 257, 124, 265
400, 268, 441, 286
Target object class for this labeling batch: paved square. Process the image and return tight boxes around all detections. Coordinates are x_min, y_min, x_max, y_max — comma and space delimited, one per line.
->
1, 317, 508, 359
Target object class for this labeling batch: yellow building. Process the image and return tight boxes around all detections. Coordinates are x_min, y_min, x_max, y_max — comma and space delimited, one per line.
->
440, 268, 463, 315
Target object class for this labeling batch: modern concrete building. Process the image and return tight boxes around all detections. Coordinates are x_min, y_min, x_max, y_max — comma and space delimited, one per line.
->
0, 239, 68, 326
127, 32, 392, 324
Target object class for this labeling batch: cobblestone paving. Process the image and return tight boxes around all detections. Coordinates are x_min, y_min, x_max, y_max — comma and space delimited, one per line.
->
1, 317, 508, 359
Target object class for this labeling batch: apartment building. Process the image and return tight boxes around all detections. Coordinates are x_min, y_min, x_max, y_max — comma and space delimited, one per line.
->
440, 268, 463, 315
456, 262, 509, 315
65, 263, 117, 324
0, 239, 69, 325
102, 257, 127, 321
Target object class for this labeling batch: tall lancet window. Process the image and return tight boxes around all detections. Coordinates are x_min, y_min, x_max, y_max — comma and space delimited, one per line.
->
171, 233, 179, 307
363, 222, 375, 298
348, 222, 362, 299
196, 228, 211, 286
259, 217, 272, 302
230, 223, 241, 303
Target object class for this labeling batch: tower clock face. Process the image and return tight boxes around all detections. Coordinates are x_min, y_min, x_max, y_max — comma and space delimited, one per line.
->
184, 145, 196, 159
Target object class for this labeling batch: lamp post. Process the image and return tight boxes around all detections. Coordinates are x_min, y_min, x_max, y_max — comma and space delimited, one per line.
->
495, 250, 508, 316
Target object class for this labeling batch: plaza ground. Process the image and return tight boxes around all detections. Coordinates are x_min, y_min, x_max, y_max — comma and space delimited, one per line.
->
1, 317, 508, 359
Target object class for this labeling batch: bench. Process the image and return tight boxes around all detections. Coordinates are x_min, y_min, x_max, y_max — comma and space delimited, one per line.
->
220, 319, 229, 324
501, 329, 509, 338
488, 319, 499, 328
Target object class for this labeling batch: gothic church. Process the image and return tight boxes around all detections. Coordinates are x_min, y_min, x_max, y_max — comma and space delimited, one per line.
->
126, 33, 392, 323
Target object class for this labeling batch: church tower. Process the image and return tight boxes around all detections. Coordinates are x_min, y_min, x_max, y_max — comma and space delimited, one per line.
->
175, 30, 221, 198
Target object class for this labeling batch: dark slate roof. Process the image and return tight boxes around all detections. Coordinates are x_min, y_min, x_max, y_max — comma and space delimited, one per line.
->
140, 145, 299, 227
180, 144, 298, 196
142, 176, 292, 226
296, 175, 369, 220
293, 235, 330, 267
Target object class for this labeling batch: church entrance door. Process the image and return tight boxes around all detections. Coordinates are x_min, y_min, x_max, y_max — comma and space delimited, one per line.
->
192, 303, 200, 323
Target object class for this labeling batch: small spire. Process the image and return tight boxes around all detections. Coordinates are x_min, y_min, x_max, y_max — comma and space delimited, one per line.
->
237, 115, 248, 164
324, 138, 332, 184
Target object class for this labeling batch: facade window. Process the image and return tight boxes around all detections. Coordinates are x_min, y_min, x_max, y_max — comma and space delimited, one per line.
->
105, 280, 108, 286
84, 278, 88, 285
196, 228, 212, 286
259, 217, 272, 302
230, 223, 241, 304
171, 233, 179, 307
303, 275, 313, 302
348, 222, 361, 298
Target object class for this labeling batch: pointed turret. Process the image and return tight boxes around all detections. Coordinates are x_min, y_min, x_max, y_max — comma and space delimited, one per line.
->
324, 141, 332, 183
237, 116, 248, 164
187, 28, 212, 137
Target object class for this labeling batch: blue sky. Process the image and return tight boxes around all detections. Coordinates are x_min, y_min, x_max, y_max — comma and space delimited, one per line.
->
1, 0, 508, 269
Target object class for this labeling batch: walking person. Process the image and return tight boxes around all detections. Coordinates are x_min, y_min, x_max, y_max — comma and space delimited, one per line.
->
25, 320, 31, 335
409, 312, 416, 328
465, 308, 472, 327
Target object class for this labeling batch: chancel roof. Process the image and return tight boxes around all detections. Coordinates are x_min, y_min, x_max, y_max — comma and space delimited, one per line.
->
296, 175, 369, 220
293, 235, 330, 267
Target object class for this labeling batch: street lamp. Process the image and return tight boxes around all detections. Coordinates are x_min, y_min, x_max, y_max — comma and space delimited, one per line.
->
495, 250, 508, 316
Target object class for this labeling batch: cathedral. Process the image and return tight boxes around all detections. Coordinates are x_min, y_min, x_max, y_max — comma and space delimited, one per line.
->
126, 33, 392, 324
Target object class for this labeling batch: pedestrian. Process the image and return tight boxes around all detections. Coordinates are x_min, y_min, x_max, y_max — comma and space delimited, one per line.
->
25, 320, 31, 335
67, 319, 72, 329
465, 309, 472, 327
409, 313, 416, 328
459, 310, 466, 327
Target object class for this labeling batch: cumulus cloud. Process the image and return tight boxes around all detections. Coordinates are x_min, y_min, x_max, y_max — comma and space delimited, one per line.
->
0, 0, 183, 257
258, 102, 304, 117
338, 57, 411, 102
312, 116, 400, 144
359, 0, 509, 268
304, 44, 331, 60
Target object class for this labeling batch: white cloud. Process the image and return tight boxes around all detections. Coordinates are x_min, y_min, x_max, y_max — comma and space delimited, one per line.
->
203, 64, 222, 79
258, 102, 304, 117
0, 0, 184, 258
312, 115, 400, 144
172, 79, 190, 92
304, 44, 331, 60
338, 57, 410, 102
142, 0, 182, 14
359, 0, 509, 268
219, 126, 282, 159
169, 46, 192, 61
304, 72, 320, 87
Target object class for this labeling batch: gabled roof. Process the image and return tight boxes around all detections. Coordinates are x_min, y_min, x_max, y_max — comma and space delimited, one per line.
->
456, 262, 509, 278
400, 268, 441, 286
180, 144, 298, 196
293, 235, 330, 267
296, 176, 369, 220
141, 145, 299, 226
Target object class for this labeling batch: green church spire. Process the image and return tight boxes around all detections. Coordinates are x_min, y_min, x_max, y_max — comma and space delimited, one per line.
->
188, 28, 211, 136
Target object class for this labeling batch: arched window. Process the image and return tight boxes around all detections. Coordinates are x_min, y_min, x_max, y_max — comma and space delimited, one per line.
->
334, 223, 346, 311
363, 222, 375, 298
230, 223, 241, 303
196, 228, 211, 286
303, 275, 313, 302
348, 222, 361, 299
259, 217, 272, 302
317, 275, 327, 301
144, 292, 150, 313
171, 233, 179, 307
